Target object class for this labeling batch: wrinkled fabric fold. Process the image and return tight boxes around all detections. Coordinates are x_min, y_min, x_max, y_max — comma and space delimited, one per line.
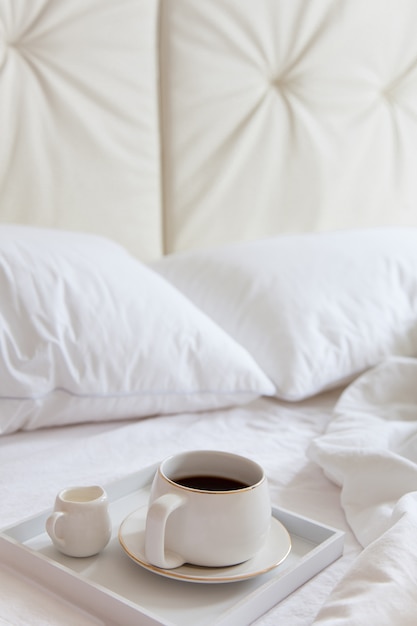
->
310, 357, 417, 624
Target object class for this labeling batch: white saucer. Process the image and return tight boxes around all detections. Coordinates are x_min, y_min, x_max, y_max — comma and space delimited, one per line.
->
118, 506, 291, 583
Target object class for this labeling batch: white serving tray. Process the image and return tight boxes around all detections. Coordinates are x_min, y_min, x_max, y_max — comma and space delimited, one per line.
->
0, 464, 344, 626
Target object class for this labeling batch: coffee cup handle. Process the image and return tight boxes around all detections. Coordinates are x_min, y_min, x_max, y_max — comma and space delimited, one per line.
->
45, 511, 67, 549
145, 493, 186, 569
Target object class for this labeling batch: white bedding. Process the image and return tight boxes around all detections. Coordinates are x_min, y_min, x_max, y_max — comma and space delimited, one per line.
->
311, 357, 417, 625
2, 227, 417, 624
0, 390, 360, 625
4, 356, 417, 625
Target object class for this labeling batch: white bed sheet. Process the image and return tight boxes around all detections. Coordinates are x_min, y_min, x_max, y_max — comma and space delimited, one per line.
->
0, 391, 360, 625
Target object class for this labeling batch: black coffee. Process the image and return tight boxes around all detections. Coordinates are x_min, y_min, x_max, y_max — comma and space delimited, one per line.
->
175, 475, 249, 491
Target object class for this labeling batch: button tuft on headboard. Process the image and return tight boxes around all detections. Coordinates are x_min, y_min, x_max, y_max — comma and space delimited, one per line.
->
271, 76, 287, 92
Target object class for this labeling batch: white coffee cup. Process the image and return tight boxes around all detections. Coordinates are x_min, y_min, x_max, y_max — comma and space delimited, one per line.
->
145, 450, 271, 569
46, 485, 112, 557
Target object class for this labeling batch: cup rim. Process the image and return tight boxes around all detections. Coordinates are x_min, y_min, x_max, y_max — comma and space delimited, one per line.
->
159, 450, 265, 493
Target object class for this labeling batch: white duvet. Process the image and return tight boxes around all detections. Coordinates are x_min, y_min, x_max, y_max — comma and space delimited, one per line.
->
310, 357, 417, 625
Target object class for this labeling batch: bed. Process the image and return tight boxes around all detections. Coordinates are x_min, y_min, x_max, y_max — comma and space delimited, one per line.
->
1, 1, 417, 624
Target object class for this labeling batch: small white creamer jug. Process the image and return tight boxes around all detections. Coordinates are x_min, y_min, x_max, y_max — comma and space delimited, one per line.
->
46, 485, 111, 557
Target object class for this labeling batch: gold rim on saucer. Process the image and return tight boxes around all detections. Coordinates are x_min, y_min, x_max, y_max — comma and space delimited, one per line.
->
118, 506, 291, 583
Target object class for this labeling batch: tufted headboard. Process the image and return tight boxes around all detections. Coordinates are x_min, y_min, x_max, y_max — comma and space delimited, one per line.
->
1, 0, 417, 260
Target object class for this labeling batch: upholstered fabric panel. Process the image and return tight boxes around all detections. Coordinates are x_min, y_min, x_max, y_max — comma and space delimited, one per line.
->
160, 0, 417, 253
0, 0, 162, 260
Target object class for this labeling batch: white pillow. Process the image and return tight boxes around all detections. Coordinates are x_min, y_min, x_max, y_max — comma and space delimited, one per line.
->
151, 229, 417, 401
0, 226, 274, 434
